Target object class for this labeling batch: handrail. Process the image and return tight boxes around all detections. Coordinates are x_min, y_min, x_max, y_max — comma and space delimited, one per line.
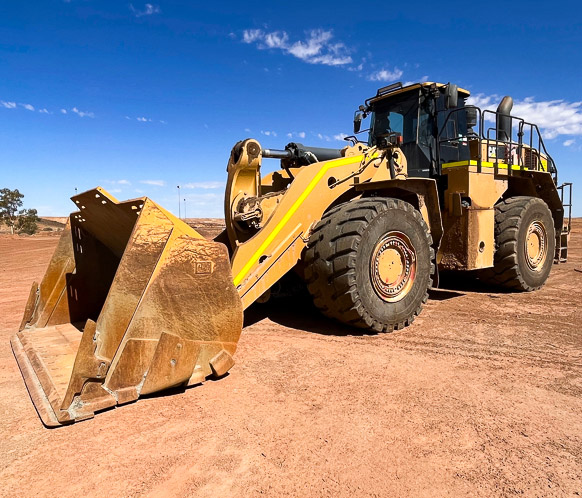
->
436, 106, 558, 182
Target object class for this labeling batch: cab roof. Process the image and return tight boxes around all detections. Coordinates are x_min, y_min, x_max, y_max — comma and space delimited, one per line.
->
367, 81, 470, 106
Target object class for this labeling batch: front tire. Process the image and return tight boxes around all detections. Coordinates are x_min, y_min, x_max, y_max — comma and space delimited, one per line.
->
303, 198, 434, 333
479, 196, 555, 291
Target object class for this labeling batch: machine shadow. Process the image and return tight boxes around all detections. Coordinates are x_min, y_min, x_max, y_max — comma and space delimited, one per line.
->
437, 270, 513, 294
244, 271, 506, 336
244, 295, 360, 336
141, 373, 231, 401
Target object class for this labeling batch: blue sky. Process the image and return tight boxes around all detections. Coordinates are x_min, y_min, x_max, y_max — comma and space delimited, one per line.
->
1, 0, 581, 217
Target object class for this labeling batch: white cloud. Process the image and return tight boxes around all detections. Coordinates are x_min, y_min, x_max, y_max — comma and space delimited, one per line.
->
466, 93, 498, 110
563, 139, 575, 147
403, 75, 429, 86
2, 101, 96, 118
243, 29, 263, 44
105, 179, 131, 186
333, 133, 348, 141
183, 181, 224, 189
348, 61, 364, 72
513, 98, 582, 139
127, 115, 164, 123
316, 133, 332, 142
264, 31, 289, 49
261, 130, 277, 137
287, 131, 306, 139
242, 28, 352, 67
368, 68, 404, 82
130, 3, 160, 17
71, 107, 95, 118
467, 93, 582, 139
140, 179, 165, 186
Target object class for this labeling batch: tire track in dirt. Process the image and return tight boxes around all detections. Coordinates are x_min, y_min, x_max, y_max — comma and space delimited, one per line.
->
389, 336, 582, 370
251, 321, 582, 371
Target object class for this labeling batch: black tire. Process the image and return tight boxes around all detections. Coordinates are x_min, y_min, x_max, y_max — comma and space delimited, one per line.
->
303, 198, 435, 333
478, 196, 555, 291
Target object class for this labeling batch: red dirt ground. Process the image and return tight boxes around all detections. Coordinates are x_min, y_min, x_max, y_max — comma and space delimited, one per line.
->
0, 222, 581, 497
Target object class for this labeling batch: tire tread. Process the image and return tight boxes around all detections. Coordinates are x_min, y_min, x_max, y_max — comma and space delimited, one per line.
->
304, 198, 434, 332
479, 196, 554, 291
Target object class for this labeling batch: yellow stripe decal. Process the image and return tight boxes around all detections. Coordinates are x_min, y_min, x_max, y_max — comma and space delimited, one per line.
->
442, 160, 545, 171
233, 155, 364, 286
442, 160, 479, 168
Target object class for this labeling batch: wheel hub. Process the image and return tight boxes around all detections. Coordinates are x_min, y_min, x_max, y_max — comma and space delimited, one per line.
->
371, 231, 416, 302
525, 220, 547, 271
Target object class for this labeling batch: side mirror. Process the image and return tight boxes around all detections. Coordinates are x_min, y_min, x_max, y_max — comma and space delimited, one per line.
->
446, 83, 458, 109
466, 107, 478, 129
354, 112, 363, 134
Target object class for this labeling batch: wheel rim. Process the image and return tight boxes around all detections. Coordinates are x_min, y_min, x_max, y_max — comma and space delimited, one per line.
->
370, 231, 416, 302
524, 220, 548, 272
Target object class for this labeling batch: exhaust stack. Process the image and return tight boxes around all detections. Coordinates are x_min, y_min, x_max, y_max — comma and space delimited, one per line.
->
496, 96, 514, 142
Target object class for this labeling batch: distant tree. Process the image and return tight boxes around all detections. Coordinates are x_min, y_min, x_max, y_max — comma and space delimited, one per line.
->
15, 208, 39, 235
0, 188, 39, 235
0, 188, 24, 234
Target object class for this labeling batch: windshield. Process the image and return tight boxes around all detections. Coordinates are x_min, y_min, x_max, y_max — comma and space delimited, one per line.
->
369, 95, 419, 146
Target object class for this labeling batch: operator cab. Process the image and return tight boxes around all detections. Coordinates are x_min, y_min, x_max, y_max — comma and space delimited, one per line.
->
355, 82, 472, 178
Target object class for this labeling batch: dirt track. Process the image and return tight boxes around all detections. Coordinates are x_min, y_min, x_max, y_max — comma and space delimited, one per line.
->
0, 222, 581, 497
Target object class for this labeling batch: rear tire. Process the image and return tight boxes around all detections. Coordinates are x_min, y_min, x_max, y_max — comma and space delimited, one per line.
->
303, 198, 434, 333
478, 196, 555, 291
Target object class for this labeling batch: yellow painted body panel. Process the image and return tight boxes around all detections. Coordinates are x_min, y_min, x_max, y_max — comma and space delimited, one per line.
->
440, 164, 508, 270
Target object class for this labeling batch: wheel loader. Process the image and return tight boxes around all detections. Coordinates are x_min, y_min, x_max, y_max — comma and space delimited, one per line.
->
12, 81, 573, 426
